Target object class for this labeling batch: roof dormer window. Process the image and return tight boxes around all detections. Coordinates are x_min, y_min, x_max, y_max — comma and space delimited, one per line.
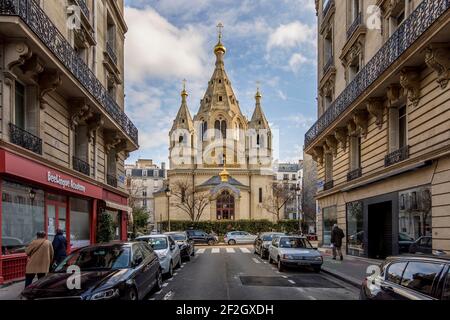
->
219, 96, 223, 102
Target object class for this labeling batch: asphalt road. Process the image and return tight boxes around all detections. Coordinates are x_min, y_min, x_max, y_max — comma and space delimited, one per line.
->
148, 244, 358, 300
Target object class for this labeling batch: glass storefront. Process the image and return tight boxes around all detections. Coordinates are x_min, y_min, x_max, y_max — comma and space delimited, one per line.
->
346, 201, 364, 257
398, 186, 432, 254
322, 206, 337, 246
105, 209, 122, 240
70, 197, 91, 249
1, 180, 45, 254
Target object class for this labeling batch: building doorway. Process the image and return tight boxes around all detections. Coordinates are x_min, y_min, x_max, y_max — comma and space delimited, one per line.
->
45, 194, 68, 243
367, 201, 393, 259
216, 191, 235, 220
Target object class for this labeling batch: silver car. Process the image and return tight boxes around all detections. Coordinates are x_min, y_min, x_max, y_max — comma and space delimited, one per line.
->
254, 232, 286, 259
268, 236, 323, 272
136, 234, 181, 278
224, 231, 257, 245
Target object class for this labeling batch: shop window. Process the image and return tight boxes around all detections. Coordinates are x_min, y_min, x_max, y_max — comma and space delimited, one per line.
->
69, 198, 90, 248
105, 209, 122, 241
322, 206, 337, 246
398, 186, 432, 249
1, 180, 44, 254
346, 201, 364, 257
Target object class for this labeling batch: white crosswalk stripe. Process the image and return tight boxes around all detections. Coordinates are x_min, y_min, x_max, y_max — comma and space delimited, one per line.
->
226, 248, 235, 253
196, 248, 205, 254
240, 248, 251, 253
211, 248, 220, 253
252, 258, 261, 264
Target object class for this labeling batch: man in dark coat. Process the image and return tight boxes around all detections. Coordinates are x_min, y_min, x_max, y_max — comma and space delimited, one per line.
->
52, 229, 68, 265
330, 224, 345, 260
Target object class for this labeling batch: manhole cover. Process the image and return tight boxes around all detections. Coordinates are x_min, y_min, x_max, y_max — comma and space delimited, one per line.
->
240, 275, 343, 288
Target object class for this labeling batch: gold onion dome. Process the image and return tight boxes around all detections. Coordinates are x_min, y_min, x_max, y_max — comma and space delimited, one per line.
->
214, 41, 226, 55
181, 79, 188, 98
219, 166, 230, 183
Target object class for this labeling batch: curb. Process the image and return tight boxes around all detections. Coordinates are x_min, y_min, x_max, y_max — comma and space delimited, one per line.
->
321, 267, 362, 289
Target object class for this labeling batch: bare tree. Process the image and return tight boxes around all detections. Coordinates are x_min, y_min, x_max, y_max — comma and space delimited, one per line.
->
171, 180, 210, 222
262, 182, 297, 222
126, 177, 150, 234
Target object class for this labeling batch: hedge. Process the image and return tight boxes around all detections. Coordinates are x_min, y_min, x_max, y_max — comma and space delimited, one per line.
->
160, 219, 303, 236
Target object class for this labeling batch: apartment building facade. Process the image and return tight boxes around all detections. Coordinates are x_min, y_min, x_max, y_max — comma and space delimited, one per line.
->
273, 162, 303, 220
0, 0, 138, 283
307, 0, 450, 258
126, 160, 166, 231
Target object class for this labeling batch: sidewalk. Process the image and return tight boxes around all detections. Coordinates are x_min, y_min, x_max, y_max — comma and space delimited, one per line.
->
319, 247, 382, 288
0, 281, 24, 300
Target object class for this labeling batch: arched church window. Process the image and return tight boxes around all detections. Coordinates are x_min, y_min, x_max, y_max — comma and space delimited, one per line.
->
216, 191, 235, 220
221, 120, 227, 138
202, 121, 208, 141
256, 134, 260, 146
179, 135, 184, 144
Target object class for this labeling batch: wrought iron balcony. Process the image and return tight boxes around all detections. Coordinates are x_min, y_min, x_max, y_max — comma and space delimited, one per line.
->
106, 42, 118, 64
385, 146, 409, 167
323, 55, 334, 74
74, 0, 89, 20
347, 13, 362, 39
347, 167, 362, 181
9, 123, 42, 155
73, 156, 90, 176
323, 180, 334, 191
0, 0, 138, 146
107, 174, 118, 188
305, 0, 450, 149
323, 0, 334, 17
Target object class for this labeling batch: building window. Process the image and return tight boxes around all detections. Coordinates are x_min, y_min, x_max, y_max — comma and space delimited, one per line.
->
322, 206, 337, 246
349, 135, 361, 171
153, 170, 159, 177
283, 174, 289, 181
15, 82, 26, 129
292, 174, 297, 180
348, 55, 361, 83
143, 170, 147, 177
324, 152, 333, 183
346, 201, 363, 256
258, 188, 263, 203
215, 120, 227, 139
399, 106, 407, 149
202, 121, 208, 141
74, 124, 89, 163
143, 190, 147, 197
389, 105, 407, 152
323, 28, 333, 68
143, 199, 147, 208
1, 180, 45, 255
349, 0, 360, 24
218, 96, 223, 102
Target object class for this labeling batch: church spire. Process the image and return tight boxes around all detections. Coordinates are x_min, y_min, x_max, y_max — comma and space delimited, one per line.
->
214, 22, 226, 64
250, 85, 270, 130
171, 80, 193, 133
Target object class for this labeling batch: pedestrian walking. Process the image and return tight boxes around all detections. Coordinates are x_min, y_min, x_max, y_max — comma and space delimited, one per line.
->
24, 231, 54, 288
330, 224, 345, 260
52, 229, 67, 266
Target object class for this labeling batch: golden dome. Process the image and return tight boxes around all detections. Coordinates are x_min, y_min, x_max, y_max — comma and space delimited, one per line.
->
219, 166, 230, 182
214, 41, 226, 55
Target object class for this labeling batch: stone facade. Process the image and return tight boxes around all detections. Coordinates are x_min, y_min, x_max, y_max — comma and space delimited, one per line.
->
307, 0, 450, 257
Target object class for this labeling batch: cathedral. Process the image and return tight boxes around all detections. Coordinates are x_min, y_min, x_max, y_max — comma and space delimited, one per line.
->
154, 26, 275, 223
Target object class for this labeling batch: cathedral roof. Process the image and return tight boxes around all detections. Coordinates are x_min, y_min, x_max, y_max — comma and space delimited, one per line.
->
198, 175, 247, 188
249, 88, 270, 129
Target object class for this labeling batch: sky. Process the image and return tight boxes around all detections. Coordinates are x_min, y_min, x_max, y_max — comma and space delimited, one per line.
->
123, 0, 318, 167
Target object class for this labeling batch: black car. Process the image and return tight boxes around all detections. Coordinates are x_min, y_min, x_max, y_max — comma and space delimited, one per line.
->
21, 242, 163, 300
409, 236, 432, 254
165, 231, 195, 261
186, 230, 217, 245
254, 232, 286, 259
360, 254, 450, 300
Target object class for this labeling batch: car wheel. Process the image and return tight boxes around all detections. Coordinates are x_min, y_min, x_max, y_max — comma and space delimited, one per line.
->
277, 259, 284, 272
176, 257, 182, 268
208, 239, 215, 246
167, 262, 174, 278
228, 239, 236, 245
126, 286, 138, 300
260, 249, 266, 259
313, 266, 321, 273
155, 270, 163, 291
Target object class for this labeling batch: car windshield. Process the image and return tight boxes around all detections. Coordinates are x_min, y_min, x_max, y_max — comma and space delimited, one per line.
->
262, 234, 283, 241
279, 238, 311, 249
147, 237, 168, 250
54, 245, 131, 272
169, 233, 186, 241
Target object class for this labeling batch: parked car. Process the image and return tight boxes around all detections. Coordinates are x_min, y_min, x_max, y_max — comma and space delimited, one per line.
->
135, 235, 181, 278
254, 232, 286, 259
224, 231, 257, 245
21, 242, 162, 300
185, 230, 217, 245
165, 231, 195, 261
398, 232, 415, 253
409, 236, 432, 254
268, 236, 322, 272
1, 236, 26, 254
360, 254, 450, 300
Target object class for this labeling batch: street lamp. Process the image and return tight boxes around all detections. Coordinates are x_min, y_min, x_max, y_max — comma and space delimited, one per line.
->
29, 189, 36, 203
165, 185, 171, 232
295, 186, 302, 234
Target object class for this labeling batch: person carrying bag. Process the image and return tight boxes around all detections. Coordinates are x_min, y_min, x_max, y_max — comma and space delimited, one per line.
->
24, 231, 54, 288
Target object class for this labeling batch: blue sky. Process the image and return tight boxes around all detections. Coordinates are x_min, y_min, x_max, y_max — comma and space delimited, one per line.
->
123, 0, 318, 166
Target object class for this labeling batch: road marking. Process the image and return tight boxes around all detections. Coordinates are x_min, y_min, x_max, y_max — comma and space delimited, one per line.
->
226, 248, 235, 253
282, 275, 288, 279
308, 296, 317, 300
163, 291, 174, 300
197, 248, 205, 254
149, 298, 156, 300
162, 283, 169, 287
240, 248, 251, 253
252, 258, 261, 264
263, 262, 268, 264
212, 248, 220, 253
296, 288, 305, 293
173, 273, 178, 276
288, 280, 296, 284
167, 278, 173, 282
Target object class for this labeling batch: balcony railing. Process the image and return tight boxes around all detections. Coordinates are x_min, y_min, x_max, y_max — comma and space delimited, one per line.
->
323, 0, 334, 17
9, 123, 42, 155
106, 42, 118, 64
73, 156, 90, 176
385, 146, 409, 167
323, 180, 334, 191
0, 0, 138, 146
347, 13, 362, 39
347, 167, 362, 181
74, 0, 89, 20
305, 0, 450, 149
107, 174, 118, 188
323, 55, 334, 74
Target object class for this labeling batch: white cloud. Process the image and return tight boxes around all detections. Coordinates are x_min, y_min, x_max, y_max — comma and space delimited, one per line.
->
277, 90, 287, 101
289, 53, 309, 73
267, 21, 315, 50
124, 7, 209, 82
